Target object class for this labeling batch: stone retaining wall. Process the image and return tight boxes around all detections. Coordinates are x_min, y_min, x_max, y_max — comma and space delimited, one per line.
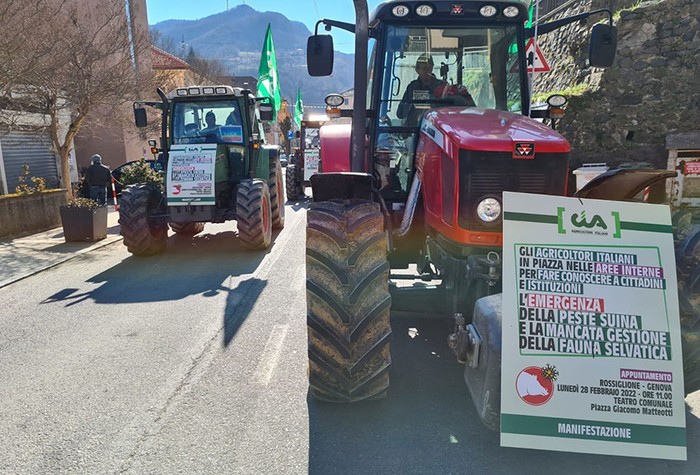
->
534, 0, 700, 169
0, 190, 70, 239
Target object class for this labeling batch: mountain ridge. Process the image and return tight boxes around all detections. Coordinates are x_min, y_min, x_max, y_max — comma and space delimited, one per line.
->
149, 4, 355, 106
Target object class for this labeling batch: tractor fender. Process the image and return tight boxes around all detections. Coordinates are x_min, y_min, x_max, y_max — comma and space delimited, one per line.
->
310, 172, 374, 202
262, 144, 281, 158
319, 119, 352, 173
574, 168, 676, 201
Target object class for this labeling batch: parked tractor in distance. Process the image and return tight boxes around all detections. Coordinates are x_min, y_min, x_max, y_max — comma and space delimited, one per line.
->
302, 0, 699, 429
286, 118, 328, 201
122, 86, 285, 255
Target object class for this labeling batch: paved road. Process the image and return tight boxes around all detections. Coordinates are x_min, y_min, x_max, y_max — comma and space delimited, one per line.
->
0, 201, 699, 474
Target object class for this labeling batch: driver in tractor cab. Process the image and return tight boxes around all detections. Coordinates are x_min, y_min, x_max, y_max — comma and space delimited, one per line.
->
396, 53, 475, 126
200, 111, 220, 140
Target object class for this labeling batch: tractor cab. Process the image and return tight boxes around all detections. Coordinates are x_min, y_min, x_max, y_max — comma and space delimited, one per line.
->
308, 1, 616, 205
370, 18, 529, 203
168, 87, 266, 147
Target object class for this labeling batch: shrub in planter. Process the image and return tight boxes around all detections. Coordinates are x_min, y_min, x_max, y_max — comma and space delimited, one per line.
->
59, 197, 108, 242
120, 158, 164, 190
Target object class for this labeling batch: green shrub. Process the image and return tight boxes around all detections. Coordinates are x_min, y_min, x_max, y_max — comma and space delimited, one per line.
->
120, 158, 164, 190
15, 165, 47, 195
64, 197, 102, 209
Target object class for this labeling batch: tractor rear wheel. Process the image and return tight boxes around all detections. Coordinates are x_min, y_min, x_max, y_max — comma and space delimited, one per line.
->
306, 199, 392, 402
269, 155, 285, 229
118, 184, 168, 256
236, 179, 272, 250
170, 222, 205, 235
285, 164, 303, 201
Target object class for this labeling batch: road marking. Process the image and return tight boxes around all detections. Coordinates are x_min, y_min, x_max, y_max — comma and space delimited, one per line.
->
253, 324, 289, 385
253, 206, 306, 280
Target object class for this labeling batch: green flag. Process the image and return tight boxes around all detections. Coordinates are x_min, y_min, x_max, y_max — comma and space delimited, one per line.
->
256, 24, 282, 116
526, 0, 535, 28
294, 87, 304, 128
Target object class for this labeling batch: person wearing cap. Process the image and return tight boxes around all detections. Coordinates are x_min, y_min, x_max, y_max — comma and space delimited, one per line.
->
85, 154, 112, 205
397, 53, 475, 126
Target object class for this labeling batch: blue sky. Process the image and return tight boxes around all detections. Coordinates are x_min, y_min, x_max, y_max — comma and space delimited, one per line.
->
145, 0, 384, 54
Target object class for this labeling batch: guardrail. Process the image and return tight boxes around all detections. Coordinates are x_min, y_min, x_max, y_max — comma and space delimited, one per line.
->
533, 0, 583, 23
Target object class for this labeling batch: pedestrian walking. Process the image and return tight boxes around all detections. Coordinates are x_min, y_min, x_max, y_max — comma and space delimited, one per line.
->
85, 154, 112, 205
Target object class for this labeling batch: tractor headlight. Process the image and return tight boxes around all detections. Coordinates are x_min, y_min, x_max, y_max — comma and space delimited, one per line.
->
391, 5, 410, 17
325, 94, 345, 107
415, 4, 434, 17
476, 197, 502, 223
502, 6, 520, 18
479, 5, 498, 17
546, 94, 568, 107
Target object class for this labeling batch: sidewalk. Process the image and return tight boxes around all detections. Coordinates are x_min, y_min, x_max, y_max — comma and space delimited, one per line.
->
0, 208, 123, 289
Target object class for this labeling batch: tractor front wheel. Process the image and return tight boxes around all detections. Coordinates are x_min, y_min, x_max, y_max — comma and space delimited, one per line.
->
285, 164, 304, 201
269, 154, 285, 229
236, 179, 272, 250
118, 184, 168, 256
306, 199, 392, 402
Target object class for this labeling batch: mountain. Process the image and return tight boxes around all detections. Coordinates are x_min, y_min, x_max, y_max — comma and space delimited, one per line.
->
150, 4, 354, 106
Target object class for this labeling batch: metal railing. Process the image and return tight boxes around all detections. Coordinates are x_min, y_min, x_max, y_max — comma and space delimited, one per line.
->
533, 0, 584, 23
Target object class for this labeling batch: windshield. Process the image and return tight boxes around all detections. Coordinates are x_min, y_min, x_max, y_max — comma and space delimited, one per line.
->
172, 99, 245, 144
370, 23, 522, 198
376, 24, 522, 128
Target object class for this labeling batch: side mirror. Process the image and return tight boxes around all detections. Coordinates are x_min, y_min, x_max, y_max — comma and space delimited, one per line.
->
307, 35, 334, 76
134, 106, 148, 128
589, 23, 617, 68
259, 104, 273, 122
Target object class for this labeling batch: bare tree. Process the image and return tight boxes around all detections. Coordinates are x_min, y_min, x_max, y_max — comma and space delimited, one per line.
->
0, 1, 67, 112
185, 48, 230, 85
0, 0, 152, 192
150, 29, 179, 56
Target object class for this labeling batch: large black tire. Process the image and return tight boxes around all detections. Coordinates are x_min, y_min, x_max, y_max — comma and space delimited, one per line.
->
118, 184, 168, 256
676, 224, 700, 395
306, 199, 392, 402
236, 179, 272, 250
269, 155, 285, 229
169, 222, 205, 235
285, 164, 304, 201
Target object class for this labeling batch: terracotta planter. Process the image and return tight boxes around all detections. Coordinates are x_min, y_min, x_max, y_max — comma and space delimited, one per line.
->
59, 205, 108, 242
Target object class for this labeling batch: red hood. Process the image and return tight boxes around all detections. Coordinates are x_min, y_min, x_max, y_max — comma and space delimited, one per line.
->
424, 107, 570, 154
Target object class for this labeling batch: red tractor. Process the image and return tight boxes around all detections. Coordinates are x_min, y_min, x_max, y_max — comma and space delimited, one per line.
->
303, 0, 698, 429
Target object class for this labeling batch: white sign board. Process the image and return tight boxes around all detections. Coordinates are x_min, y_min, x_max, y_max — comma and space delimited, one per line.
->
501, 192, 686, 460
167, 145, 217, 205
304, 148, 320, 182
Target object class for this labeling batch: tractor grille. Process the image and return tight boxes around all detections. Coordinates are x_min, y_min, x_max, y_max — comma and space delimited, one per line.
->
458, 150, 569, 231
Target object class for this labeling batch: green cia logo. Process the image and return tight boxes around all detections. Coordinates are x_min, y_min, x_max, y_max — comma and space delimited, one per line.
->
557, 207, 622, 238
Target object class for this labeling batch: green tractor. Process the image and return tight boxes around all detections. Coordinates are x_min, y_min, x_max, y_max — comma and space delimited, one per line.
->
121, 85, 285, 255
